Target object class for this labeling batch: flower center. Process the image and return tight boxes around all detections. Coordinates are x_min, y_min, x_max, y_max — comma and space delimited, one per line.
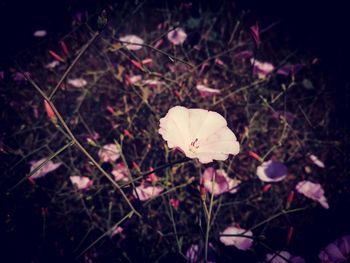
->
189, 138, 200, 153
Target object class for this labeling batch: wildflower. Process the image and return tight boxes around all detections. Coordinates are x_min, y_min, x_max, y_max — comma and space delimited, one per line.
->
133, 183, 164, 201
169, 198, 180, 209
33, 30, 47, 37
256, 160, 287, 182
219, 225, 253, 250
69, 176, 93, 190
201, 167, 241, 196
215, 58, 225, 66
45, 61, 60, 69
67, 78, 87, 88
264, 251, 306, 263
167, 28, 187, 45
159, 106, 240, 163
319, 235, 350, 263
112, 163, 129, 181
186, 243, 216, 263
110, 226, 123, 237
251, 58, 274, 79
98, 144, 120, 163
29, 158, 62, 179
119, 35, 144, 50
308, 153, 325, 168
196, 84, 221, 98
295, 180, 329, 209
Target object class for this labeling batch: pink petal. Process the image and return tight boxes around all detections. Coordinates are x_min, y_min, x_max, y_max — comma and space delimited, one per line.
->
167, 28, 187, 45
29, 158, 62, 179
69, 176, 93, 190
98, 144, 120, 163
296, 180, 329, 209
33, 30, 47, 37
220, 225, 253, 250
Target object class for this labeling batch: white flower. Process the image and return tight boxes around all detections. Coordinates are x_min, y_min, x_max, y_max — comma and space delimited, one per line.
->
67, 78, 87, 88
256, 160, 287, 182
159, 106, 240, 164
295, 180, 329, 209
119, 35, 144, 50
69, 176, 93, 190
219, 225, 253, 250
29, 158, 62, 179
98, 144, 120, 163
167, 28, 187, 45
196, 84, 221, 98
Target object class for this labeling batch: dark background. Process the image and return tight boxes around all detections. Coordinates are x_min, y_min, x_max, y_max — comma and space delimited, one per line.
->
0, 1, 349, 262
1, 0, 349, 125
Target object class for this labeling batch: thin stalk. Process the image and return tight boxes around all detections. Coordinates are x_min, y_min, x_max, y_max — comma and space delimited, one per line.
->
21, 72, 140, 217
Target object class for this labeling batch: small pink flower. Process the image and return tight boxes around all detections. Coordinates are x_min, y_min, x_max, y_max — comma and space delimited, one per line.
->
251, 58, 274, 79
196, 84, 221, 98
125, 75, 142, 85
169, 198, 180, 209
154, 39, 163, 49
159, 106, 240, 164
256, 160, 287, 182
219, 225, 253, 250
215, 58, 225, 66
319, 235, 350, 263
264, 251, 306, 263
167, 28, 187, 45
295, 180, 329, 209
67, 78, 87, 88
112, 163, 129, 181
185, 243, 215, 263
98, 144, 120, 163
33, 30, 47, 37
308, 154, 325, 168
133, 184, 164, 201
45, 61, 60, 69
69, 176, 93, 190
29, 158, 62, 179
110, 226, 123, 237
143, 79, 163, 88
201, 167, 241, 196
119, 35, 144, 50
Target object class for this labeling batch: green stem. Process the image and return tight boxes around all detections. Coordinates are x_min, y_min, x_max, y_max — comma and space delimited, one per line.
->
21, 72, 140, 217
